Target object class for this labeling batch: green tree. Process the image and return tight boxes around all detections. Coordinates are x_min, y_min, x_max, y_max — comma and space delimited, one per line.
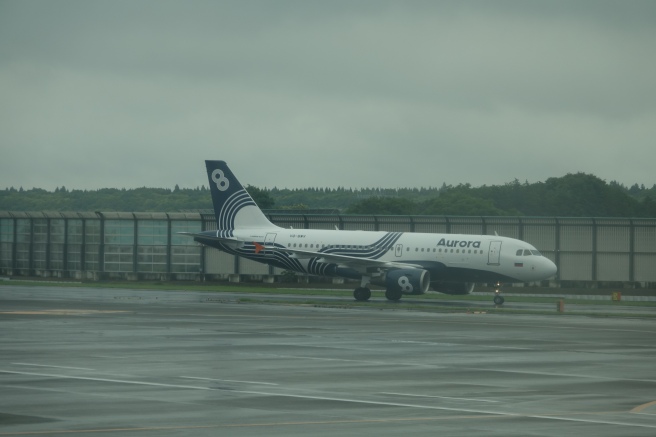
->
245, 185, 275, 209
420, 190, 508, 216
346, 197, 417, 215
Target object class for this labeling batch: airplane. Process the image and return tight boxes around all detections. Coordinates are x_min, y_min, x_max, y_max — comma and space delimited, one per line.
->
182, 161, 558, 305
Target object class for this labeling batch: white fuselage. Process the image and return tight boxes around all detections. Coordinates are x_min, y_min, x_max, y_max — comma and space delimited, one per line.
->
222, 227, 557, 284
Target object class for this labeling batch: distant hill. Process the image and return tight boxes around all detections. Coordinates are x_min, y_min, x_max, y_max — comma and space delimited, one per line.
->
1, 174, 655, 217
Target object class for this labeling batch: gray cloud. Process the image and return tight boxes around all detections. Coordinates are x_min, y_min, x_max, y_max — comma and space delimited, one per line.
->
1, 0, 655, 191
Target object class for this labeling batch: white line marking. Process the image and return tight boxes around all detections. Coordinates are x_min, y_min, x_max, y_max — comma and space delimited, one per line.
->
253, 352, 442, 369
390, 339, 532, 351
2, 369, 656, 430
209, 388, 656, 430
381, 392, 500, 403
180, 376, 278, 386
90, 355, 131, 359
467, 367, 656, 384
0, 370, 215, 391
12, 363, 95, 371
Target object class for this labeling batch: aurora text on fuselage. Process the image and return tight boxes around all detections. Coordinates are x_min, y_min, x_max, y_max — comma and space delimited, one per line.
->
436, 238, 481, 248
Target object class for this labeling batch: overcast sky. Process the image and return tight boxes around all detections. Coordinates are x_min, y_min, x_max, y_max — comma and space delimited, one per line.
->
1, 1, 655, 191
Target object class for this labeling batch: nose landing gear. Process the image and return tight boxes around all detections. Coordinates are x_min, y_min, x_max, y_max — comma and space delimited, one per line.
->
493, 283, 505, 305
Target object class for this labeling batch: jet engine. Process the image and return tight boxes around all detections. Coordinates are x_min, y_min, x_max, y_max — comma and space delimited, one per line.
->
432, 281, 475, 295
385, 269, 430, 300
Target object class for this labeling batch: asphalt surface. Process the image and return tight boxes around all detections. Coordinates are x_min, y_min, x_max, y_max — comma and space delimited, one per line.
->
1, 285, 656, 436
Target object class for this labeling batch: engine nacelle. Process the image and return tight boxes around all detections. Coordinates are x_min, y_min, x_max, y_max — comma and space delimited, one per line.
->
432, 281, 475, 295
386, 269, 431, 295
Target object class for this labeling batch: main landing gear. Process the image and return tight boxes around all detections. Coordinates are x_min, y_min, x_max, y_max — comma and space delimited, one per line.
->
354, 287, 372, 301
384, 288, 402, 301
493, 282, 505, 305
354, 275, 372, 301
353, 287, 403, 301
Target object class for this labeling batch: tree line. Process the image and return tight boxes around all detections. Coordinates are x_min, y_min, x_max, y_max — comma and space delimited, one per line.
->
1, 173, 655, 217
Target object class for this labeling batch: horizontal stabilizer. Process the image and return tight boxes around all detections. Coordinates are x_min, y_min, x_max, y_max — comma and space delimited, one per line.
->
177, 232, 239, 242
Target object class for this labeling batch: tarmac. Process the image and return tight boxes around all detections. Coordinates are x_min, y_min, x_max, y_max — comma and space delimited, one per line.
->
1, 285, 656, 436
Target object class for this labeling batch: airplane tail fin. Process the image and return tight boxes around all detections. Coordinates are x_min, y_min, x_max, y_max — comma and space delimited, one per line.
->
205, 160, 276, 231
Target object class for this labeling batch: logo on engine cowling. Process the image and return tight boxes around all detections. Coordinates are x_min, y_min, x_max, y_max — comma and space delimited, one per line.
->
437, 238, 481, 248
398, 276, 413, 293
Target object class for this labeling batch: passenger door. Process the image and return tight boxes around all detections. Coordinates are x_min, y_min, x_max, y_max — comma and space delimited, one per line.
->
488, 241, 502, 266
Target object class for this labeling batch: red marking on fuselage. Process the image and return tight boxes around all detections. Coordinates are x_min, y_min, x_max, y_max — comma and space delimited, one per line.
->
253, 242, 265, 254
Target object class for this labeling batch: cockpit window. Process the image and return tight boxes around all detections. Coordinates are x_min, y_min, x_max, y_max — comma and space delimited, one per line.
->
522, 249, 531, 256
531, 250, 542, 256
516, 249, 523, 256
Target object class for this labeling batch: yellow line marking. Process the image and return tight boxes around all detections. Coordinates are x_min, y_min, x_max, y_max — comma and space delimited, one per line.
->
631, 400, 656, 413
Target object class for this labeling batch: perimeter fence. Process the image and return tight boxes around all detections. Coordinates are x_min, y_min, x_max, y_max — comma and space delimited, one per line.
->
1, 212, 655, 287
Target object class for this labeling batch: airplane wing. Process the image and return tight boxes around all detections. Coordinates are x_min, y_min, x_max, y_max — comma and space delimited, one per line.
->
284, 247, 423, 271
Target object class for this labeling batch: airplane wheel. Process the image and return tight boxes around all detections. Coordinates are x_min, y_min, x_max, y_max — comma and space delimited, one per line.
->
354, 287, 371, 302
385, 289, 402, 301
493, 295, 505, 305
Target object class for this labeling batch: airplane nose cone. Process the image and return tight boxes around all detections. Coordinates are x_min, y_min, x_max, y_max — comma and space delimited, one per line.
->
546, 258, 558, 278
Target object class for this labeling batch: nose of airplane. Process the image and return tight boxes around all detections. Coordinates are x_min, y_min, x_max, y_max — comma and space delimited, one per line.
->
545, 258, 558, 278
